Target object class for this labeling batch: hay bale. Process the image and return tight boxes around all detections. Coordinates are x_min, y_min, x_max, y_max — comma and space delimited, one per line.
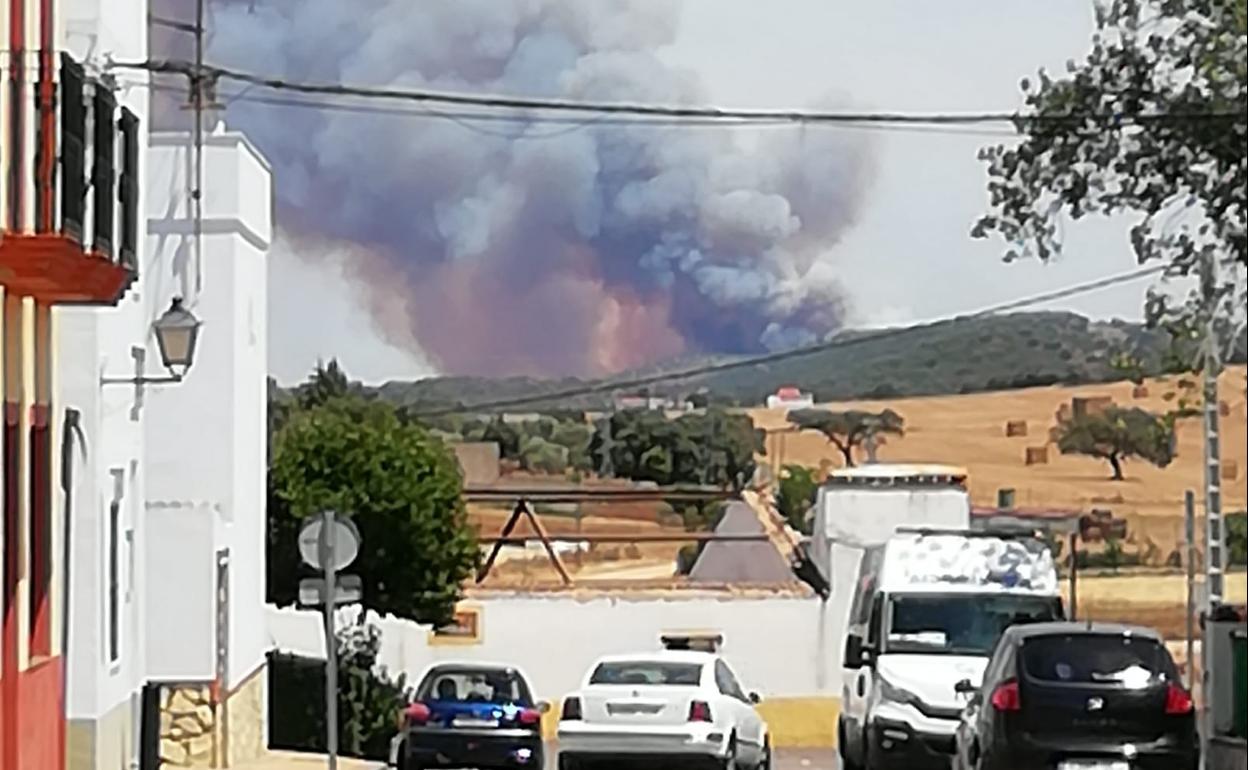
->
1222, 460, 1239, 481
1132, 385, 1150, 399
1005, 420, 1028, 437
1025, 446, 1049, 465
1055, 404, 1074, 423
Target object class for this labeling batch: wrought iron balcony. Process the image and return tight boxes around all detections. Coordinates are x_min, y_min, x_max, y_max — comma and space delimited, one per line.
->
0, 52, 140, 304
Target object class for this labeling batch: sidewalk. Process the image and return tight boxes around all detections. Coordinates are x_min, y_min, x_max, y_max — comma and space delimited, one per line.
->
233, 751, 380, 770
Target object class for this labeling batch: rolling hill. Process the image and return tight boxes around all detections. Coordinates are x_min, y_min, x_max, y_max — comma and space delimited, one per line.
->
363, 312, 1246, 412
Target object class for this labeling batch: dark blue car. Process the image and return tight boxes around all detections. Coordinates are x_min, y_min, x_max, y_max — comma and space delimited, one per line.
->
391, 662, 547, 770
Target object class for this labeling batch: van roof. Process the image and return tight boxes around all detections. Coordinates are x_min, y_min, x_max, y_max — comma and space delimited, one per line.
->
876, 530, 1059, 596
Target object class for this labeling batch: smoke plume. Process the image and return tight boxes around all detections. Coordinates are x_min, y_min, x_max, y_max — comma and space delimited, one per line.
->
155, 0, 873, 376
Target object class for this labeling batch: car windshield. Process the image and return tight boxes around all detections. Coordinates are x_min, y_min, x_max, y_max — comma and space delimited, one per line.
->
1022, 634, 1176, 688
589, 661, 703, 686
416, 668, 532, 705
884, 594, 1060, 656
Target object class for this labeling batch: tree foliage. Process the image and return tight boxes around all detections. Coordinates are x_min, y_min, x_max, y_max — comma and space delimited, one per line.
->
975, 0, 1247, 327
268, 618, 409, 760
788, 408, 905, 467
1055, 405, 1176, 479
589, 408, 764, 488
776, 464, 819, 535
269, 394, 477, 624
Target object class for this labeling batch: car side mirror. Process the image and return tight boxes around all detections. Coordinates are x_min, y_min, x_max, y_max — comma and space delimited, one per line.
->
844, 634, 870, 669
536, 701, 552, 714
748, 692, 762, 705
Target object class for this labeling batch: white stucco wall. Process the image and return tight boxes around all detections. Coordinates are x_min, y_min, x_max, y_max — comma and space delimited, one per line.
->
269, 591, 846, 702
58, 0, 151, 727
144, 130, 272, 690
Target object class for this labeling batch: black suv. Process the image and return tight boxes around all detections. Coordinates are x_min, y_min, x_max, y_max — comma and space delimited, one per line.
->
953, 622, 1198, 770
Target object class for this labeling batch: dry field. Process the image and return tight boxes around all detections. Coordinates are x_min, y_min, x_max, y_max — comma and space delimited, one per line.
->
751, 366, 1248, 559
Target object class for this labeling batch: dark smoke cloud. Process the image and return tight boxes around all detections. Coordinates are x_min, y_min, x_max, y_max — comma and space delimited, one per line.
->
155, 0, 873, 376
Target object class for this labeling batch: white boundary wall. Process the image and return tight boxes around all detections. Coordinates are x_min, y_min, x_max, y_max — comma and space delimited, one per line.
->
268, 590, 843, 702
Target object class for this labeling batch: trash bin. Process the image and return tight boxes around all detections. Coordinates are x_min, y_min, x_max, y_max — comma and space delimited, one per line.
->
1234, 629, 1247, 740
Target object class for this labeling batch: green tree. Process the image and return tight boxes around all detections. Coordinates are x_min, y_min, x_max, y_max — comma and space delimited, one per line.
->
788, 408, 905, 467
1055, 406, 1176, 480
269, 396, 477, 624
298, 358, 353, 409
519, 435, 569, 474
776, 465, 819, 534
974, 0, 1247, 328
591, 409, 763, 488
1228, 512, 1247, 566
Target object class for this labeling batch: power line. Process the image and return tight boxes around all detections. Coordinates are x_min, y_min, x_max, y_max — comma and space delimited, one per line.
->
122, 59, 1245, 127
410, 265, 1167, 417
144, 82, 1022, 139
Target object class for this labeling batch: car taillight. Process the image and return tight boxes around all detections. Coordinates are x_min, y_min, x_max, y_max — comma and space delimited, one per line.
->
688, 700, 713, 723
561, 697, 582, 721
990, 680, 1021, 712
518, 708, 543, 728
404, 702, 431, 726
1165, 684, 1194, 715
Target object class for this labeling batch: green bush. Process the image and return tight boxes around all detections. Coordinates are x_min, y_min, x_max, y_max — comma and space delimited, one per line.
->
268, 618, 409, 761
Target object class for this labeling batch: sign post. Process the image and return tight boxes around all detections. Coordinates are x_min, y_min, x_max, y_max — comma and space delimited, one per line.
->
297, 511, 361, 770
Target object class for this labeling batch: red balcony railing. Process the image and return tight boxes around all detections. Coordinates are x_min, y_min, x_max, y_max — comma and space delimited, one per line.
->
0, 51, 140, 305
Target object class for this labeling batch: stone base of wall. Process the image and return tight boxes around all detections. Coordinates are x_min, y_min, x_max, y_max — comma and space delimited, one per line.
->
67, 697, 136, 770
227, 663, 268, 766
159, 665, 269, 768
160, 684, 219, 767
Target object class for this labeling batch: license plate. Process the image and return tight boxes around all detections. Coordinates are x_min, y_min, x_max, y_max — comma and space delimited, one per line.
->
453, 717, 498, 728
1058, 762, 1130, 770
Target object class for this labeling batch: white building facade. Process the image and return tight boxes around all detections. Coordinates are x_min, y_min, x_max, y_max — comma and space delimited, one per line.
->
56, 1, 153, 767
49, 3, 272, 769
142, 127, 273, 768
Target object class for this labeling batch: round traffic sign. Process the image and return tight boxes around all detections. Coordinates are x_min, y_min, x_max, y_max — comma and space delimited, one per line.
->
298, 512, 361, 571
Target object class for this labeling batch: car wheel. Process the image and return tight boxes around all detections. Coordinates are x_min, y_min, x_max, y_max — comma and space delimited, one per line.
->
838, 718, 863, 770
728, 733, 744, 770
756, 738, 772, 770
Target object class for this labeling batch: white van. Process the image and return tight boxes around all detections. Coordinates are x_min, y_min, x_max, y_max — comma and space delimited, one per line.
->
837, 528, 1063, 770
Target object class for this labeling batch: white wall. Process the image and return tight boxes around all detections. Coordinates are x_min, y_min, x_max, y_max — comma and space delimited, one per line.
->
144, 130, 272, 690
269, 591, 848, 702
58, 0, 151, 726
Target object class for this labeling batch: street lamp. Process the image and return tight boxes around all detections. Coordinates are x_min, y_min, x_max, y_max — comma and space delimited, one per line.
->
101, 297, 202, 386
153, 297, 201, 379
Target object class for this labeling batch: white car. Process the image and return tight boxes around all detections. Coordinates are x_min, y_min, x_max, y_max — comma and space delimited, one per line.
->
557, 650, 771, 770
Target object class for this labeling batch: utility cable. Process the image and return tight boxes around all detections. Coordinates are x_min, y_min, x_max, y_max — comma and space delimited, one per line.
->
119, 59, 1246, 127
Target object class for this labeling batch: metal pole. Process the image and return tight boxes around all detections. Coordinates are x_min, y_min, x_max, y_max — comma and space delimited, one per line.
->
1068, 532, 1078, 620
192, 0, 206, 292
319, 511, 338, 770
1199, 251, 1224, 768
1186, 490, 1197, 692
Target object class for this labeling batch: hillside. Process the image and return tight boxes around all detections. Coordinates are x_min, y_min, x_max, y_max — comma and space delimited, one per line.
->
750, 366, 1248, 558
365, 312, 1247, 411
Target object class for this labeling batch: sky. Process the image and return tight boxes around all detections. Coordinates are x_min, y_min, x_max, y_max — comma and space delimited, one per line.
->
266, 0, 1155, 385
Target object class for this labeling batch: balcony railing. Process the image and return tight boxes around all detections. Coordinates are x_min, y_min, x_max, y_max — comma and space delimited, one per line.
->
0, 51, 140, 304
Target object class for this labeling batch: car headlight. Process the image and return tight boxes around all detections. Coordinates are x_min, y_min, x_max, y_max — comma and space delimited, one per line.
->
877, 676, 922, 707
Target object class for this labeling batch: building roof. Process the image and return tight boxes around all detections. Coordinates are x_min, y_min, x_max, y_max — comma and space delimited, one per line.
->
688, 501, 796, 584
